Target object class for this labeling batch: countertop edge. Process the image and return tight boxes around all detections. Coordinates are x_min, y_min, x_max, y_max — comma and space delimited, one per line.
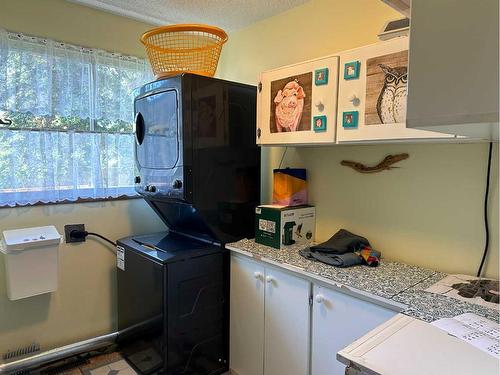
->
226, 244, 407, 312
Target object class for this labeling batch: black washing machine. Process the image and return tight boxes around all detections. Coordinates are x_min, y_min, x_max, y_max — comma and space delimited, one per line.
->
117, 232, 228, 374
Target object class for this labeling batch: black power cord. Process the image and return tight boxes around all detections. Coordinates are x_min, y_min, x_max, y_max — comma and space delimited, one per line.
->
86, 232, 117, 247
278, 146, 288, 169
70, 230, 117, 247
476, 142, 494, 277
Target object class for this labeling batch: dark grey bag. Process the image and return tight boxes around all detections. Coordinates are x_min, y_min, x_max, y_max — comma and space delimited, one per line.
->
299, 229, 371, 267
299, 249, 362, 267
310, 229, 370, 254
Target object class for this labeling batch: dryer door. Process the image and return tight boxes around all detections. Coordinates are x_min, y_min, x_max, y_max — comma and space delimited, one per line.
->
134, 89, 184, 199
135, 89, 180, 170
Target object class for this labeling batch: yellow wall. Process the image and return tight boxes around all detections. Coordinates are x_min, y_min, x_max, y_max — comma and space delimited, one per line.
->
0, 0, 498, 360
0, 0, 151, 57
217, 0, 500, 278
0, 0, 165, 356
0, 200, 164, 354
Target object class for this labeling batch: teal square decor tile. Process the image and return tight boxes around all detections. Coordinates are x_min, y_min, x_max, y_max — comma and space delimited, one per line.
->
342, 111, 358, 128
344, 61, 360, 80
313, 115, 327, 132
314, 68, 329, 85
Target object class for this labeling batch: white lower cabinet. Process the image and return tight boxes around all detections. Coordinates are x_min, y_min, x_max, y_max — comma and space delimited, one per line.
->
230, 256, 265, 375
229, 255, 398, 375
311, 284, 397, 375
230, 256, 310, 375
264, 267, 310, 375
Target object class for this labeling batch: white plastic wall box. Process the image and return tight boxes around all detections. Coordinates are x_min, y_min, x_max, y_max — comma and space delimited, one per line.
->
1, 225, 61, 300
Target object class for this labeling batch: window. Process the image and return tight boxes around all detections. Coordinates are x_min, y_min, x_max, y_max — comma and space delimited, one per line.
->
0, 29, 152, 206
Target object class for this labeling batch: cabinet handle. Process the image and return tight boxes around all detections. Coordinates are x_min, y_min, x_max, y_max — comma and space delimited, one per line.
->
253, 271, 263, 280
265, 276, 275, 284
315, 294, 325, 304
349, 94, 360, 107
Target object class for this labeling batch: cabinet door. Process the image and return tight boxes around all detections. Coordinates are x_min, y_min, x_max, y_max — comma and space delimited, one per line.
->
311, 285, 397, 375
407, 0, 499, 140
336, 37, 454, 142
264, 266, 310, 375
257, 56, 339, 145
230, 256, 265, 375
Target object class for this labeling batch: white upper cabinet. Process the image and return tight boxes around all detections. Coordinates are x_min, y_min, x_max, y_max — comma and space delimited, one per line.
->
380, 0, 411, 17
257, 56, 339, 145
406, 0, 499, 140
336, 37, 453, 142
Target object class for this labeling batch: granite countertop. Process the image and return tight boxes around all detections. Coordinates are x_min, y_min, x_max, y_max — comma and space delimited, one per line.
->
393, 272, 500, 323
226, 239, 499, 323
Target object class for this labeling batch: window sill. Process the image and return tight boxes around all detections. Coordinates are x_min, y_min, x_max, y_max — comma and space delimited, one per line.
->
0, 194, 142, 209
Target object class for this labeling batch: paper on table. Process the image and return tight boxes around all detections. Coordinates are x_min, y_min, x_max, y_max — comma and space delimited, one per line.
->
432, 313, 500, 358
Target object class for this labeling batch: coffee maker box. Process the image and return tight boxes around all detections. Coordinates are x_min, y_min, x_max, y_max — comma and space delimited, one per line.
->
255, 205, 315, 249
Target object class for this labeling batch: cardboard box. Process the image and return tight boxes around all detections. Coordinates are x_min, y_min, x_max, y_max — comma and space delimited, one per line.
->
255, 205, 315, 249
272, 168, 308, 206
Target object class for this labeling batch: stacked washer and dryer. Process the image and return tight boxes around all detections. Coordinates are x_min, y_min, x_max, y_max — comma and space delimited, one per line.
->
116, 74, 260, 375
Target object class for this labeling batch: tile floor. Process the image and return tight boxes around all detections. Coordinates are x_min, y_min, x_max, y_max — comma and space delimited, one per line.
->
36, 351, 231, 374
82, 358, 136, 375
38, 351, 129, 375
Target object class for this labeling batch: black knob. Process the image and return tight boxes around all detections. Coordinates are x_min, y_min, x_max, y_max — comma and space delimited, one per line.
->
144, 185, 150, 192
172, 180, 183, 189
134, 176, 141, 184
149, 185, 157, 193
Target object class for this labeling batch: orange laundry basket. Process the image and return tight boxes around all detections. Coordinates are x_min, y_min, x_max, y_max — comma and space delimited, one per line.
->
140, 24, 228, 79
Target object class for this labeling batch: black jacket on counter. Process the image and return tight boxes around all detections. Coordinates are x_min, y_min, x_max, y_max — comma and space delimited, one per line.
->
299, 229, 371, 267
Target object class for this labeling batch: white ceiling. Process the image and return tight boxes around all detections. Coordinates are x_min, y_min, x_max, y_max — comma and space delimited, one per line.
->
68, 0, 309, 31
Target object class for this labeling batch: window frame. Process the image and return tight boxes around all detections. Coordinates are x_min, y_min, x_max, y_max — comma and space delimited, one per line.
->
0, 30, 150, 207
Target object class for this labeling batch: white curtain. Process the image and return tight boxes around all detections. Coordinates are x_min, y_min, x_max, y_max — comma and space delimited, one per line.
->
0, 29, 153, 206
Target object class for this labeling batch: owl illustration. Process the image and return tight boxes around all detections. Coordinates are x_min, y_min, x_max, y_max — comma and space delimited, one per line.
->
376, 64, 407, 124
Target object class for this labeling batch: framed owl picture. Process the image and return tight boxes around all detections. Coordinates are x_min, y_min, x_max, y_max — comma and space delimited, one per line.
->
365, 50, 408, 126
336, 36, 453, 142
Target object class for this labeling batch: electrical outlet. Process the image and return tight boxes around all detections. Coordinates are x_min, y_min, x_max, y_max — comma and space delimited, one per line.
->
64, 224, 86, 243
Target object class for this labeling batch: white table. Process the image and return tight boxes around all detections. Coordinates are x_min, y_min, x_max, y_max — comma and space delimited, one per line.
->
337, 314, 499, 375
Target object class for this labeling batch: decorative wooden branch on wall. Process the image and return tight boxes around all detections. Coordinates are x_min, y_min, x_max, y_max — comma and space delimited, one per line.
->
341, 153, 409, 173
